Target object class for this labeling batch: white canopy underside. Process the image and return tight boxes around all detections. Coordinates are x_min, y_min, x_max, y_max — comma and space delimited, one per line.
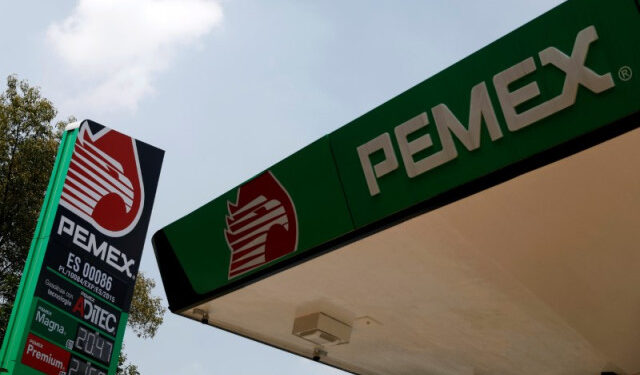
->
185, 127, 640, 375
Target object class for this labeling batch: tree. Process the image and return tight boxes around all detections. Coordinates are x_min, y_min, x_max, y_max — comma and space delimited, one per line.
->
0, 75, 164, 372
0, 75, 61, 334
117, 344, 141, 375
117, 272, 165, 374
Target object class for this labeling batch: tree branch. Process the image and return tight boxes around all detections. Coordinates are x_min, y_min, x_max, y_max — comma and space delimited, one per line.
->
0, 124, 21, 231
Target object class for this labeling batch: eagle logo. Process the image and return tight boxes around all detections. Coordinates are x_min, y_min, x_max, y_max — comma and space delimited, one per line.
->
224, 171, 298, 279
60, 124, 145, 237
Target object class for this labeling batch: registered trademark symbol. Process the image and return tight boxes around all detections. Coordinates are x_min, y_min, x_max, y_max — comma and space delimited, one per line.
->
618, 66, 632, 81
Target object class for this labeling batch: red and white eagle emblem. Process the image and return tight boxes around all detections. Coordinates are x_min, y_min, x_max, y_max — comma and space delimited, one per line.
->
224, 171, 298, 279
60, 124, 145, 237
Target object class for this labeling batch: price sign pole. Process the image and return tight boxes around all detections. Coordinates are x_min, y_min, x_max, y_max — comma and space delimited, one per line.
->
0, 120, 164, 375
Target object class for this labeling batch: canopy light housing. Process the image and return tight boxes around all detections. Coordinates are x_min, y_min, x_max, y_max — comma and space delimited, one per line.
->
292, 313, 352, 346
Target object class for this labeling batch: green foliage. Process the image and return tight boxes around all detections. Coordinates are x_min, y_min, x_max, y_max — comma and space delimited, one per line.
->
116, 344, 141, 375
0, 75, 66, 340
115, 273, 164, 372
128, 272, 165, 339
0, 75, 164, 373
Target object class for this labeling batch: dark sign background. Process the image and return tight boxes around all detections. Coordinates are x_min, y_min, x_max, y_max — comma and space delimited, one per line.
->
42, 233, 133, 310
42, 120, 164, 312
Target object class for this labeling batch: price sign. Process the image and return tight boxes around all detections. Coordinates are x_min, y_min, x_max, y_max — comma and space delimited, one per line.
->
0, 120, 163, 375
73, 326, 114, 365
67, 356, 108, 375
29, 299, 116, 367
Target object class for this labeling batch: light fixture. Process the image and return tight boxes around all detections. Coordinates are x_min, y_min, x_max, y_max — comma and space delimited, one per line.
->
292, 312, 351, 346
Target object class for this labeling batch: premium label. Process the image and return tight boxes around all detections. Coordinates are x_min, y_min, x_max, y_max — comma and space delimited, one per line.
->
21, 334, 71, 375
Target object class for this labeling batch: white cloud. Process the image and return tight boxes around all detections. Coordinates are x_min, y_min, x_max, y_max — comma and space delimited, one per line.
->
47, 0, 222, 113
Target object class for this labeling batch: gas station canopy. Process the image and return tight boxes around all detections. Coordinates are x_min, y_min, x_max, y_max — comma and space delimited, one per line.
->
153, 1, 640, 374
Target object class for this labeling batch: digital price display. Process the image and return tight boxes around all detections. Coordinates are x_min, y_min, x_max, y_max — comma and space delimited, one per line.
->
67, 356, 107, 375
73, 326, 114, 365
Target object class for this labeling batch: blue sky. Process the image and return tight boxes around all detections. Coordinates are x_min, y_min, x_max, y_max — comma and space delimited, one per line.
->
0, 1, 564, 373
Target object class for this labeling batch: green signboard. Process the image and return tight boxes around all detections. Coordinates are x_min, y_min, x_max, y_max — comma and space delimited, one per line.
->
159, 137, 353, 296
331, 0, 640, 227
153, 0, 640, 313
0, 120, 164, 375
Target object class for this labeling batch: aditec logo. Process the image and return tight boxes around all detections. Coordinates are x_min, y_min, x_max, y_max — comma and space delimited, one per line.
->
224, 171, 298, 279
60, 124, 145, 237
71, 292, 117, 334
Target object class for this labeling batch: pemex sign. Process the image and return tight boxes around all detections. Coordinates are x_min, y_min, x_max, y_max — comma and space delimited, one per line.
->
0, 120, 163, 375
357, 25, 615, 197
152, 0, 640, 316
